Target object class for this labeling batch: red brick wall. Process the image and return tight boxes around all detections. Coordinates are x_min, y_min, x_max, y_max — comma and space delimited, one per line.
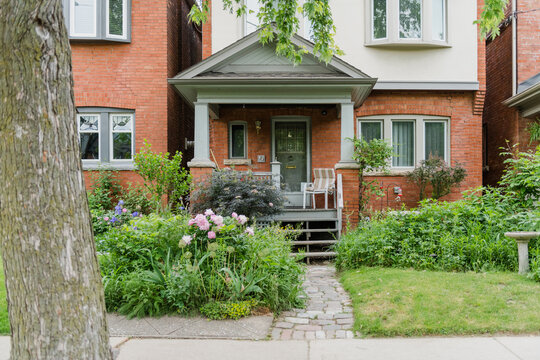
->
73, 0, 201, 189
516, 0, 540, 84
202, 0, 212, 59
483, 1, 539, 186
357, 91, 483, 211
207, 92, 482, 225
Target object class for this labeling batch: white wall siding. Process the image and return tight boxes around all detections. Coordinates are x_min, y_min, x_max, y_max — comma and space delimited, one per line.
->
211, 0, 478, 85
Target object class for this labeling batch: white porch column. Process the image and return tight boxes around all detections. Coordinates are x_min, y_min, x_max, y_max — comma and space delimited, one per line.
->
188, 101, 215, 168
337, 102, 357, 167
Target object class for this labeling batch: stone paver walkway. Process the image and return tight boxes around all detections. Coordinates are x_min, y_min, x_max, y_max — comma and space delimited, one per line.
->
271, 265, 354, 340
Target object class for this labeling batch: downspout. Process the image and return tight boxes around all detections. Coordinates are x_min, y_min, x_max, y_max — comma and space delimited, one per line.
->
512, 0, 517, 95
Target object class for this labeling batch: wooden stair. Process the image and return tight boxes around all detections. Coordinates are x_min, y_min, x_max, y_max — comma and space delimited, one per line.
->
259, 208, 340, 263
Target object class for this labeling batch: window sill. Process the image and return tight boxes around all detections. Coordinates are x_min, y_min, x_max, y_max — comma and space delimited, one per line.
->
364, 168, 414, 177
69, 37, 131, 44
365, 41, 450, 49
224, 159, 252, 166
82, 161, 135, 171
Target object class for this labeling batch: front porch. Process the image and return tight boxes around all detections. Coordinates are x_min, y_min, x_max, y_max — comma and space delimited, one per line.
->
169, 30, 376, 236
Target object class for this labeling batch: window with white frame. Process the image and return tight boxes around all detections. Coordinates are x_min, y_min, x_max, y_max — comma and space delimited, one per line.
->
366, 0, 447, 46
358, 115, 449, 169
64, 0, 130, 41
78, 108, 135, 168
229, 122, 247, 158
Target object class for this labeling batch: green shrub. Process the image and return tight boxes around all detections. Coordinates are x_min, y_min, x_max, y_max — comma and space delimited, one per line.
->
95, 210, 305, 317
407, 157, 467, 200
199, 300, 257, 320
120, 183, 153, 215
336, 187, 540, 273
134, 141, 191, 212
87, 167, 122, 211
190, 169, 284, 219
500, 145, 540, 207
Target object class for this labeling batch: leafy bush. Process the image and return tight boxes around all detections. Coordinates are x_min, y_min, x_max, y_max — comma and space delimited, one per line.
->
96, 210, 305, 318
190, 169, 284, 219
500, 145, 540, 207
87, 167, 122, 211
407, 157, 467, 200
336, 187, 540, 273
349, 137, 393, 212
199, 300, 257, 320
91, 200, 143, 235
120, 183, 153, 215
134, 141, 191, 212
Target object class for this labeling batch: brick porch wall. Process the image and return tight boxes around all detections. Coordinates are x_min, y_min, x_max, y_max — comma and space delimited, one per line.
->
206, 91, 482, 226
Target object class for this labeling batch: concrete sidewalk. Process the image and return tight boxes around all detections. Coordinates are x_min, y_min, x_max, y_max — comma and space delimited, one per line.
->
1, 336, 539, 359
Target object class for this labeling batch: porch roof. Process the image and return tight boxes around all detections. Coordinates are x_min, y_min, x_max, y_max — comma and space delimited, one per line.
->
169, 29, 377, 111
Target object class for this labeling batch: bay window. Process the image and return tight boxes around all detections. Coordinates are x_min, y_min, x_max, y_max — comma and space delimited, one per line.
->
78, 108, 135, 169
64, 0, 131, 42
366, 0, 447, 46
358, 115, 449, 170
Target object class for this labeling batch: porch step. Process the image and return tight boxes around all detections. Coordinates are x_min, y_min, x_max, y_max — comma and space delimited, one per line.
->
288, 228, 339, 233
292, 240, 338, 245
291, 251, 337, 258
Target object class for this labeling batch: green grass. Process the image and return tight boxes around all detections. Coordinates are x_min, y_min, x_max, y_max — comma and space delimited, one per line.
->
341, 267, 540, 337
0, 260, 9, 334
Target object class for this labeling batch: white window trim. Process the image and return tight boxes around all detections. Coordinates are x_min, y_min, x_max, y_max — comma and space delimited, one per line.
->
359, 119, 384, 140
105, 0, 128, 40
70, 0, 97, 37
229, 121, 248, 159
358, 115, 450, 173
391, 119, 416, 169
365, 0, 449, 48
398, 0, 422, 40
78, 113, 101, 163
243, 0, 258, 36
371, 0, 389, 41
423, 119, 449, 163
110, 113, 134, 162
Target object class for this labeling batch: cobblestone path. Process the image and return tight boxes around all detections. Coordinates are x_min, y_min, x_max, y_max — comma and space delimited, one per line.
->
271, 265, 355, 340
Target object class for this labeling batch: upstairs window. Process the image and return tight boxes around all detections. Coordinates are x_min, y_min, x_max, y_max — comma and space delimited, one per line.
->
244, 0, 259, 36
366, 0, 447, 47
64, 0, 131, 42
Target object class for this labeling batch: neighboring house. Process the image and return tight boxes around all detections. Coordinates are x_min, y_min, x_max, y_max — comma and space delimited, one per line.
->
170, 0, 485, 227
64, 0, 202, 186
483, 0, 540, 187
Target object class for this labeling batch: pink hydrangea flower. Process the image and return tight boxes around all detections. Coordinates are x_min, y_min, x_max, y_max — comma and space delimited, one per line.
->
122, 208, 128, 213
204, 209, 214, 216
245, 227, 254, 236
188, 218, 197, 226
269, 202, 273, 207
231, 212, 238, 219
207, 231, 216, 239
211, 215, 224, 226
237, 215, 248, 225
198, 220, 210, 231
103, 216, 110, 221
182, 235, 192, 245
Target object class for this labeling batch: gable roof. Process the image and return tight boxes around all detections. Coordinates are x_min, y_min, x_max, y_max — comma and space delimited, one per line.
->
169, 29, 377, 107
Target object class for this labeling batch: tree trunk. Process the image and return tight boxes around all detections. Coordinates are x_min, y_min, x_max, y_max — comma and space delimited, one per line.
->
0, 1, 112, 359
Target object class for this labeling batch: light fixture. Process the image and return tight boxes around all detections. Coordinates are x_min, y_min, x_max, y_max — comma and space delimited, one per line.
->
255, 120, 262, 135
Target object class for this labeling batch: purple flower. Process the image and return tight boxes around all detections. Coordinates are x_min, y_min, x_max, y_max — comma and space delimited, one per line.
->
132, 212, 139, 217
110, 216, 118, 223
118, 200, 124, 206
115, 205, 122, 215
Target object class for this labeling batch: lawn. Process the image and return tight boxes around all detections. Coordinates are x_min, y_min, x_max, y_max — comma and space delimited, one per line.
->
0, 261, 9, 334
341, 267, 540, 337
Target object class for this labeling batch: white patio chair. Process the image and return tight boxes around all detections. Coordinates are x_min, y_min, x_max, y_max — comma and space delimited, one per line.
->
303, 168, 336, 209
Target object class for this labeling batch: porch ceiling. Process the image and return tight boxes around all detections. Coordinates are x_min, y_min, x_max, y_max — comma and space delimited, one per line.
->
169, 30, 377, 110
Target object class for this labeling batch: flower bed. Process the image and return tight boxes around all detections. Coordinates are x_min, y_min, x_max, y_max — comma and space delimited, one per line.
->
96, 209, 305, 319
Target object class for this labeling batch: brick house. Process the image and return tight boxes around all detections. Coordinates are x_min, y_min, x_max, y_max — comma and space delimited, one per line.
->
483, 0, 540, 187
64, 0, 201, 186
170, 0, 486, 235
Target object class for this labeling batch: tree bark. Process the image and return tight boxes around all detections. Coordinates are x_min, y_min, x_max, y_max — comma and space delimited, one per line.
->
0, 1, 112, 359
